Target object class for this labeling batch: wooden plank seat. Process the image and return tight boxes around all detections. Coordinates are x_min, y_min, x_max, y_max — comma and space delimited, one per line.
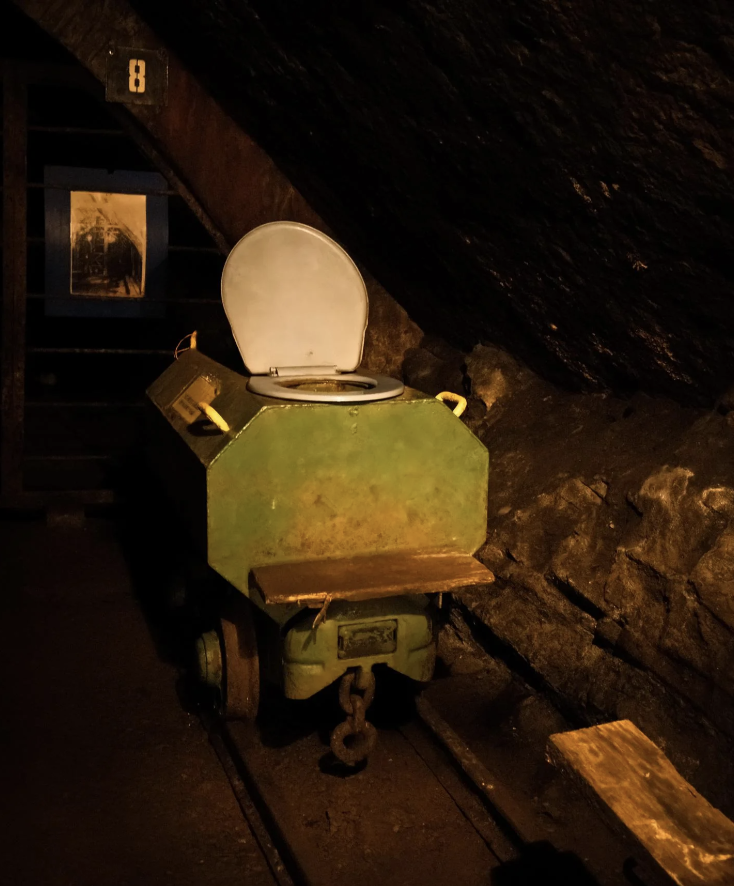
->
250, 551, 494, 606
547, 719, 734, 886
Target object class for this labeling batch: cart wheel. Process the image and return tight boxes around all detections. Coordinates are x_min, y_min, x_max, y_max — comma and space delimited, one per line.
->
220, 596, 260, 721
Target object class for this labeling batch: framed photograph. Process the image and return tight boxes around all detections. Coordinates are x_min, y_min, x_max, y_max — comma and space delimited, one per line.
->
44, 166, 168, 318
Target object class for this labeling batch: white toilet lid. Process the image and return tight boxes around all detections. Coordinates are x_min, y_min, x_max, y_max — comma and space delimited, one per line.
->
221, 222, 368, 376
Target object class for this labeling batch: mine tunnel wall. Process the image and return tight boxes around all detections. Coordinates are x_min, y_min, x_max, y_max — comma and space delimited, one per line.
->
136, 0, 734, 406
7, 0, 734, 810
407, 337, 734, 810
122, 0, 734, 798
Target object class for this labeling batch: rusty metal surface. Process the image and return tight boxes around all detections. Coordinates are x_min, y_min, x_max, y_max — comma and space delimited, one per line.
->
221, 596, 260, 721
337, 620, 397, 660
415, 694, 541, 846
252, 552, 494, 606
330, 667, 378, 766
1, 63, 28, 501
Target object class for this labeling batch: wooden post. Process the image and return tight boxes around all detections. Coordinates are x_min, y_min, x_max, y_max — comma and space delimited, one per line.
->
1, 62, 28, 502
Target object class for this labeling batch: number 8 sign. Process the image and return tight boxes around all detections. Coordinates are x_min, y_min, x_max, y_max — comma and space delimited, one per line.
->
106, 47, 168, 106
128, 59, 146, 94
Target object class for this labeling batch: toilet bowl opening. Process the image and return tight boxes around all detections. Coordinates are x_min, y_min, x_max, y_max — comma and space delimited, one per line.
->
275, 377, 375, 394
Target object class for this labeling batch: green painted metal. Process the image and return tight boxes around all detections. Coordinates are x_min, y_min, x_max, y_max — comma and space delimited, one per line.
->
147, 350, 489, 599
281, 597, 435, 699
147, 348, 489, 699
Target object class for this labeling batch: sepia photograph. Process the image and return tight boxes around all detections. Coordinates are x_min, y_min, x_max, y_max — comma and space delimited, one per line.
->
69, 190, 146, 298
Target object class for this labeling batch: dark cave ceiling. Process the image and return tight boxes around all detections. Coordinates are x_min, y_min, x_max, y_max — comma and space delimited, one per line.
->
134, 0, 734, 405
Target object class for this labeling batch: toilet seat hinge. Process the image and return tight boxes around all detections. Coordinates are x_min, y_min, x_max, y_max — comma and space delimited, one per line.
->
269, 365, 339, 378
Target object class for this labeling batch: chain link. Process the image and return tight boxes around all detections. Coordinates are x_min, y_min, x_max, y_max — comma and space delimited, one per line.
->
330, 668, 377, 765
351, 695, 366, 733
338, 668, 375, 716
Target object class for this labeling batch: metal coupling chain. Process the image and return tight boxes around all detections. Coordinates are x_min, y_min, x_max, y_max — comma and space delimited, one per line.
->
330, 668, 377, 766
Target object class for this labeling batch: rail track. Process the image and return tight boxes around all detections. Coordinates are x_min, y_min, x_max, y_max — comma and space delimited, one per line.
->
199, 673, 666, 886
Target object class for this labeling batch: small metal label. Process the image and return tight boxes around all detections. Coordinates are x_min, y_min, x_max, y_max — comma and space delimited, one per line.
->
172, 375, 219, 424
338, 619, 398, 660
106, 47, 168, 106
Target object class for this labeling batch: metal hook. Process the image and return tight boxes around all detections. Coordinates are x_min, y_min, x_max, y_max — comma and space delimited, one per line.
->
312, 594, 333, 629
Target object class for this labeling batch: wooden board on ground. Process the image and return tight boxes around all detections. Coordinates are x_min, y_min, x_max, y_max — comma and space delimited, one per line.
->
547, 719, 734, 886
251, 551, 494, 605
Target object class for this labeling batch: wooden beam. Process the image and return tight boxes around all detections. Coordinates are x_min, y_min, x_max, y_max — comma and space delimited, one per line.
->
1, 62, 28, 500
547, 720, 734, 886
10, 0, 324, 247
103, 101, 229, 254
0, 489, 115, 511
10, 1, 424, 376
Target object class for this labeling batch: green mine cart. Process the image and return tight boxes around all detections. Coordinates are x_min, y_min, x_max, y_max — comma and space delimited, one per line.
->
146, 222, 491, 764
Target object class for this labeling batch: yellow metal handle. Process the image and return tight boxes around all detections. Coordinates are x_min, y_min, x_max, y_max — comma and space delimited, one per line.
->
198, 401, 230, 433
436, 391, 467, 417
174, 330, 198, 360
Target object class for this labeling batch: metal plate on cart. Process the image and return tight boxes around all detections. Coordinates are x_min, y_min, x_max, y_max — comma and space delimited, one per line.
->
171, 375, 219, 424
338, 620, 398, 659
252, 551, 494, 606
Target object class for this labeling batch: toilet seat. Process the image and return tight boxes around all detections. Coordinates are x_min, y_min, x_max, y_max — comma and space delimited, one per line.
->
248, 372, 404, 403
221, 222, 404, 404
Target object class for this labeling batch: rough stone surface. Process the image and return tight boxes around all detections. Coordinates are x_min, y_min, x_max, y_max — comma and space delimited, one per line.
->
402, 338, 465, 396
134, 1, 734, 404
452, 343, 734, 812
361, 276, 423, 379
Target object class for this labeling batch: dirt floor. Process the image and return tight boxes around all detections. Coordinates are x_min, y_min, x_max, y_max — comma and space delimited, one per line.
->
425, 671, 632, 885
0, 515, 649, 886
0, 518, 273, 886
232, 680, 502, 886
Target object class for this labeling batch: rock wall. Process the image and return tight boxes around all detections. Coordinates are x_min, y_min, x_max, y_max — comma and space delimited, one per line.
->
124, 0, 734, 806
408, 339, 734, 812
134, 1, 734, 404
361, 277, 424, 379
